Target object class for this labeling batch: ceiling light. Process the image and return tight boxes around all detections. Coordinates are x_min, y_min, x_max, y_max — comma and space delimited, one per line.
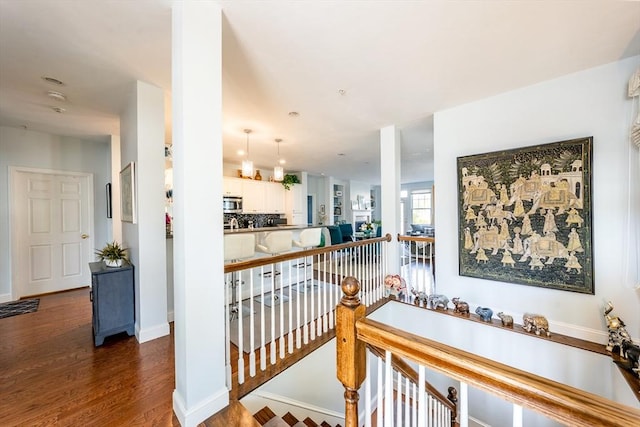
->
273, 138, 284, 182
241, 129, 253, 178
50, 106, 66, 113
338, 89, 346, 95
288, 111, 299, 117
41, 76, 65, 86
47, 90, 67, 102
237, 149, 245, 156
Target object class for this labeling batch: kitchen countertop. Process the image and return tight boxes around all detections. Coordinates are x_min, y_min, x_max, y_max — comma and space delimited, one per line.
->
223, 224, 323, 234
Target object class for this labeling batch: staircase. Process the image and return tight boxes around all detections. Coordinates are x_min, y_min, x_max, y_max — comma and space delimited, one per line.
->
253, 406, 342, 427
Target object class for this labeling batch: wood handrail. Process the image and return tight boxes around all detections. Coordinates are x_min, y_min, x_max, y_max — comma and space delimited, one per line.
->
356, 317, 640, 427
366, 344, 457, 416
397, 234, 435, 244
225, 233, 392, 274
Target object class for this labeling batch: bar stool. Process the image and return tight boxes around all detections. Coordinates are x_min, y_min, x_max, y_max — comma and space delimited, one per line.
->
293, 228, 322, 289
255, 230, 293, 302
224, 233, 255, 320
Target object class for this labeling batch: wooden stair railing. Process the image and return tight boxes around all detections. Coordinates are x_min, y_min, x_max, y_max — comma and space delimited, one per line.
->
336, 276, 640, 427
366, 343, 457, 425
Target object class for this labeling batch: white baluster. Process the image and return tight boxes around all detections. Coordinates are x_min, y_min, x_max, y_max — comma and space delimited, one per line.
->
460, 381, 468, 427
365, 349, 372, 427
259, 266, 266, 371
384, 350, 393, 427
418, 365, 426, 427
396, 370, 402, 426
513, 404, 523, 427
249, 270, 256, 377
270, 264, 276, 365
287, 260, 294, 354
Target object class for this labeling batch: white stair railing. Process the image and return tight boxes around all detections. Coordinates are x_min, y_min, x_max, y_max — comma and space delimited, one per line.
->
225, 235, 391, 394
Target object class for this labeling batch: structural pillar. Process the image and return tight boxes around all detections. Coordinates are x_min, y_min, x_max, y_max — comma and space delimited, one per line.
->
172, 1, 227, 425
380, 125, 401, 273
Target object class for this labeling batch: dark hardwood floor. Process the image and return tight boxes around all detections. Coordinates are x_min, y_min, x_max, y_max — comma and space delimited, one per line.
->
0, 288, 258, 427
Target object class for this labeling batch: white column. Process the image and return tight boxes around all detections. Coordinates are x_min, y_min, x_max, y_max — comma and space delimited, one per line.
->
172, 1, 227, 426
380, 125, 401, 273
512, 404, 523, 427
137, 81, 169, 343
120, 79, 169, 344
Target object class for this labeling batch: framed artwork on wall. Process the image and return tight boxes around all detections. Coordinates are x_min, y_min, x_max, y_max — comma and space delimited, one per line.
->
120, 162, 137, 223
106, 183, 112, 218
457, 137, 593, 294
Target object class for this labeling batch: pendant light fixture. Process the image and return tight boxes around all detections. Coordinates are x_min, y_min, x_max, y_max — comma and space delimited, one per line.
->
273, 138, 285, 181
241, 129, 253, 178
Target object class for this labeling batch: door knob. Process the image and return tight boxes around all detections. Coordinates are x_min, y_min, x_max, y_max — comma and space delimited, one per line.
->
81, 234, 89, 239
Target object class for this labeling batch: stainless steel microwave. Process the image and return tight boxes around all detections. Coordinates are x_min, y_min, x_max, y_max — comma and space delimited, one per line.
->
223, 196, 243, 213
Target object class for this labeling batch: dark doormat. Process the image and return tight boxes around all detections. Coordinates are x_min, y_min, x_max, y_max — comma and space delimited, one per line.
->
0, 299, 40, 319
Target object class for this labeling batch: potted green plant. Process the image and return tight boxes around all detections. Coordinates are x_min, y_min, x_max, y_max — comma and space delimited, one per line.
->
281, 174, 300, 190
95, 241, 129, 268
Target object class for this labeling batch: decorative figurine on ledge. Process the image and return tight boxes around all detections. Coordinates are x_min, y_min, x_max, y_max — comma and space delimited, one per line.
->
621, 341, 640, 379
427, 294, 450, 310
522, 313, 551, 337
497, 312, 514, 327
451, 297, 470, 315
603, 301, 632, 356
475, 306, 493, 322
411, 288, 429, 306
384, 275, 407, 299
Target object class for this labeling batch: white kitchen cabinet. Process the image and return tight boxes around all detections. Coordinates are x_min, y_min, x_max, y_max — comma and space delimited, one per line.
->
223, 177, 243, 196
265, 182, 285, 214
285, 182, 307, 224
242, 179, 265, 213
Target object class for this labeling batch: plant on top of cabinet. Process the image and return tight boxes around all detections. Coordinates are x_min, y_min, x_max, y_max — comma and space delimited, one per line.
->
281, 174, 300, 190
95, 241, 129, 268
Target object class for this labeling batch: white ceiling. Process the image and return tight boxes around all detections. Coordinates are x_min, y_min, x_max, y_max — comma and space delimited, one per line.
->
1, 1, 639, 185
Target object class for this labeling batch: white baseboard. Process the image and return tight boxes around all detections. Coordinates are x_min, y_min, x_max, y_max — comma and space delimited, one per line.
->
0, 293, 12, 303
136, 321, 170, 343
242, 390, 345, 426
173, 387, 229, 427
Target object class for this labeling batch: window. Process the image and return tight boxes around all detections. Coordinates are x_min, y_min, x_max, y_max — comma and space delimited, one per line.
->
411, 191, 432, 225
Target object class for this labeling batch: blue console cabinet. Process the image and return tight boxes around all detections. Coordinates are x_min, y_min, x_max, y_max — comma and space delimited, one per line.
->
89, 261, 135, 346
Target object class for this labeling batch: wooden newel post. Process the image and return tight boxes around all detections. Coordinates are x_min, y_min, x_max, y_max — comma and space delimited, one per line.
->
336, 276, 366, 427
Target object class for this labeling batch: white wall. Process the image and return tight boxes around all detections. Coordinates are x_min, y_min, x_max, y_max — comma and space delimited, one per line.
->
0, 126, 110, 300
369, 302, 638, 426
120, 80, 169, 343
434, 56, 640, 343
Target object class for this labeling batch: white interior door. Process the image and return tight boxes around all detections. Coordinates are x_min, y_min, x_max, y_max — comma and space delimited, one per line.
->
11, 169, 94, 298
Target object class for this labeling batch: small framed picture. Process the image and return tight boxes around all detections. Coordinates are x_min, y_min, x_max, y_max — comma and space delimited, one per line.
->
334, 207, 342, 215
335, 190, 343, 196
120, 161, 137, 223
106, 183, 112, 218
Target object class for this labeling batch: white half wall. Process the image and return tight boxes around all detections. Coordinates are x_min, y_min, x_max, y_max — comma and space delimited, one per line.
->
434, 56, 640, 343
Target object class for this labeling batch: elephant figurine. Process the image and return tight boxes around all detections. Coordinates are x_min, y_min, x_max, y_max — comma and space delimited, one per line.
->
427, 294, 449, 310
411, 287, 429, 306
497, 312, 513, 327
475, 306, 493, 322
451, 297, 470, 315
522, 313, 551, 337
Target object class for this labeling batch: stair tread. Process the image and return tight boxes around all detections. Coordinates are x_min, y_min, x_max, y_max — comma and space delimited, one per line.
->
281, 412, 299, 425
254, 406, 277, 425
